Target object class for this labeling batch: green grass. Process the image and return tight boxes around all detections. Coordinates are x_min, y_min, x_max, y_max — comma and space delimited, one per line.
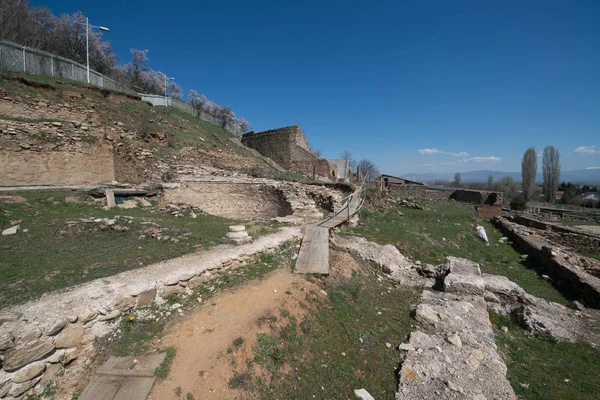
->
343, 202, 571, 305
491, 314, 600, 400
0, 191, 275, 308
233, 257, 420, 399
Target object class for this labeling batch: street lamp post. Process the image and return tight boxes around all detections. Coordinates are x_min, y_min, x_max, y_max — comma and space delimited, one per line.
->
85, 17, 110, 84
164, 75, 175, 105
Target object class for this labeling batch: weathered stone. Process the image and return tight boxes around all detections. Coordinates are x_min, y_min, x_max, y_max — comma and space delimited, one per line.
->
0, 332, 15, 350
60, 348, 78, 365
446, 380, 464, 393
51, 121, 62, 127
12, 363, 45, 383
3, 340, 55, 371
41, 363, 62, 385
98, 310, 121, 321
46, 319, 68, 336
17, 328, 42, 343
444, 274, 486, 296
54, 325, 84, 349
136, 288, 157, 308
8, 377, 40, 397
446, 333, 463, 348
414, 303, 439, 325
221, 236, 253, 245
78, 308, 97, 324
161, 284, 185, 297
1, 225, 20, 236
0, 313, 22, 323
65, 314, 78, 323
114, 295, 136, 311
0, 381, 10, 398
225, 231, 249, 239
354, 388, 375, 400
446, 256, 482, 276
228, 225, 246, 232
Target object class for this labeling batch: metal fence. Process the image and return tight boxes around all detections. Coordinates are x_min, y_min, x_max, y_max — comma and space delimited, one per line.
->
0, 39, 138, 96
0, 39, 239, 135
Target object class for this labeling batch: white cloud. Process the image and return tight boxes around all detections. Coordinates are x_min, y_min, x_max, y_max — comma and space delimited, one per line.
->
418, 148, 468, 157
585, 166, 600, 170
459, 156, 501, 163
440, 156, 502, 166
574, 145, 600, 155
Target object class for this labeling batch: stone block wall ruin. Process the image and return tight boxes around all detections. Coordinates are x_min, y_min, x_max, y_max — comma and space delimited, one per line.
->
241, 126, 337, 180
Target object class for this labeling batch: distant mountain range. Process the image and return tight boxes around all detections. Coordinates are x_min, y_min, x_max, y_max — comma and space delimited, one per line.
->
402, 169, 600, 185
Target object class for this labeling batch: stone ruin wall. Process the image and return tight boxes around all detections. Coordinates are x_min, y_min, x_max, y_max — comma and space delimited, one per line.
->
241, 128, 295, 169
493, 216, 600, 308
0, 146, 115, 186
162, 182, 292, 220
241, 126, 336, 180
512, 215, 600, 257
0, 229, 301, 399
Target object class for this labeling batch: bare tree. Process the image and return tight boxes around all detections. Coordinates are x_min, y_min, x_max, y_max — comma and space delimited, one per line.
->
487, 174, 494, 189
454, 172, 462, 187
521, 147, 537, 201
340, 150, 356, 169
313, 149, 323, 157
357, 159, 380, 180
542, 146, 561, 203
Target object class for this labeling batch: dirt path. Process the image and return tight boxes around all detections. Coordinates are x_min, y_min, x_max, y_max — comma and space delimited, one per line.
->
149, 269, 314, 400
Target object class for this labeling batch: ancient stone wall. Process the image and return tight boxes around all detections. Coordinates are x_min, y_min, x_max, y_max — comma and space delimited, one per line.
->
0, 146, 115, 186
241, 128, 295, 168
162, 183, 292, 221
512, 215, 600, 255
241, 126, 336, 180
0, 229, 301, 399
493, 216, 600, 307
388, 184, 427, 199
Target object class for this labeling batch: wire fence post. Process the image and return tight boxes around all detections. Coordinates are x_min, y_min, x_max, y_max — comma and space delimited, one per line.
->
22, 46, 26, 72
50, 56, 54, 76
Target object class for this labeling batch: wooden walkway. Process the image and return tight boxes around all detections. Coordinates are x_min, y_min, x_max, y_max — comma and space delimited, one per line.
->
294, 184, 365, 274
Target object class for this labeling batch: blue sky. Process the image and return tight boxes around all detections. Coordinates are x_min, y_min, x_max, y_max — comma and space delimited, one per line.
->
34, 0, 600, 175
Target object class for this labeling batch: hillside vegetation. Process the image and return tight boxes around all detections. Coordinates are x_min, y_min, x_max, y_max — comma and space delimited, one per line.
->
0, 72, 286, 185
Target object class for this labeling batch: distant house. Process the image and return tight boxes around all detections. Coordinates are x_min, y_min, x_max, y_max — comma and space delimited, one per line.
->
555, 191, 564, 201
580, 192, 600, 204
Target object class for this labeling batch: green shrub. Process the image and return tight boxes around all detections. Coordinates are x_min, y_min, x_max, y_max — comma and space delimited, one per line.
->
510, 196, 527, 211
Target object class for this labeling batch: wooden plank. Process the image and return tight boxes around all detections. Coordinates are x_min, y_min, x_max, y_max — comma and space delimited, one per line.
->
79, 376, 156, 400
294, 225, 330, 274
79, 353, 166, 400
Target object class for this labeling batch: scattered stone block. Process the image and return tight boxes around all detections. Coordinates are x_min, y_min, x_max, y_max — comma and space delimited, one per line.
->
354, 388, 374, 400
444, 274, 486, 296
2, 224, 20, 236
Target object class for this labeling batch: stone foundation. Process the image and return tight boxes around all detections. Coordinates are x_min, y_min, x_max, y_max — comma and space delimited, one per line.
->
493, 216, 600, 308
0, 228, 301, 399
397, 258, 516, 399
